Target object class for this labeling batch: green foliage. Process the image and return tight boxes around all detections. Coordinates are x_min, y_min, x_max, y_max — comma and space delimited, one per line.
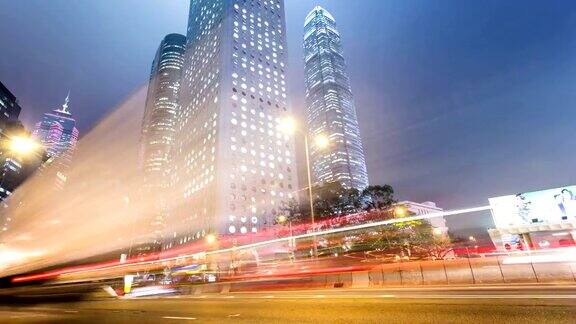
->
361, 184, 395, 211
312, 181, 361, 218
277, 198, 302, 224
305, 182, 397, 219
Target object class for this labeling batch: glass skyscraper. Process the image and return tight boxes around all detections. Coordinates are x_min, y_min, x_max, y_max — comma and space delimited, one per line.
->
33, 94, 79, 188
140, 33, 186, 248
169, 0, 297, 246
303, 6, 369, 190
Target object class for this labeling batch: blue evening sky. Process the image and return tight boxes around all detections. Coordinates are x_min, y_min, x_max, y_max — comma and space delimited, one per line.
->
1, 0, 576, 229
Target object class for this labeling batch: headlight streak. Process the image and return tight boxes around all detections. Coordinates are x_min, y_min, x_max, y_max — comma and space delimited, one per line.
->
11, 205, 491, 283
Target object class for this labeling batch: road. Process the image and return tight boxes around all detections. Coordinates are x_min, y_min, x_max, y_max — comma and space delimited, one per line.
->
1, 285, 575, 323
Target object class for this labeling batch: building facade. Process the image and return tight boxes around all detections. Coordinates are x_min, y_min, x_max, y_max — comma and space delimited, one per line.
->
0, 83, 45, 231
169, 0, 297, 247
32, 94, 79, 188
398, 201, 449, 236
0, 82, 24, 206
0, 81, 21, 123
303, 6, 368, 191
140, 33, 186, 248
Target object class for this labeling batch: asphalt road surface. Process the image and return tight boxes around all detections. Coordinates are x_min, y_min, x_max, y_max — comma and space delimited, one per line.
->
1, 285, 575, 323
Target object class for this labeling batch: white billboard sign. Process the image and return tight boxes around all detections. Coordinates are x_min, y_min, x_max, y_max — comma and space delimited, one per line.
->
489, 185, 576, 228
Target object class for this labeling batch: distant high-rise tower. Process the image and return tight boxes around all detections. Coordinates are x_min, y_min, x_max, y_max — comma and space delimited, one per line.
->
33, 93, 79, 187
303, 6, 369, 190
169, 0, 297, 246
140, 33, 186, 248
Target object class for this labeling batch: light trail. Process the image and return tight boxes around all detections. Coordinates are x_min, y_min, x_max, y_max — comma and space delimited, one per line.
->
11, 205, 491, 282
201, 205, 492, 257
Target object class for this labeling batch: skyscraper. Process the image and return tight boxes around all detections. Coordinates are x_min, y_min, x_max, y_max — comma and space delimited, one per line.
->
140, 33, 186, 248
0, 83, 45, 231
0, 81, 21, 123
33, 94, 79, 187
169, 0, 296, 246
0, 81, 24, 204
0, 121, 27, 204
303, 6, 369, 190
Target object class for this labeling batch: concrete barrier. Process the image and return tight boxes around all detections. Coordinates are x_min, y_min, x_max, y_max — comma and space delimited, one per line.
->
185, 258, 576, 294
444, 259, 474, 284
352, 272, 370, 288
532, 263, 575, 283
500, 262, 538, 283
468, 258, 504, 284
421, 261, 449, 285
368, 270, 384, 287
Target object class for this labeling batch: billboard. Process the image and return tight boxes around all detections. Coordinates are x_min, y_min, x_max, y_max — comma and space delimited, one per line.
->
489, 185, 576, 228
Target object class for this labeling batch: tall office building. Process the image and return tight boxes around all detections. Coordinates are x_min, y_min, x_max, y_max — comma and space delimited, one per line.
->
169, 0, 297, 246
0, 81, 21, 123
0, 83, 45, 231
140, 33, 186, 248
0, 122, 26, 204
303, 6, 369, 190
0, 121, 26, 232
33, 94, 79, 187
0, 82, 24, 204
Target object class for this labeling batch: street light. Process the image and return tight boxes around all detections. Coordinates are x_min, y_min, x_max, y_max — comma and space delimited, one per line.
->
277, 215, 287, 223
205, 233, 217, 245
277, 116, 297, 135
314, 134, 329, 149
278, 117, 330, 259
394, 206, 407, 217
8, 136, 39, 157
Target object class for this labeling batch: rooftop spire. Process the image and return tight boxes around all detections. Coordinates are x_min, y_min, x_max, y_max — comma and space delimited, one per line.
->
56, 91, 71, 114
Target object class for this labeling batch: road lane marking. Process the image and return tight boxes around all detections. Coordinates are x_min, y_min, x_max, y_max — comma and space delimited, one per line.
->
162, 316, 197, 320
227, 313, 241, 317
9, 314, 47, 319
314, 295, 325, 298
378, 295, 395, 298
64, 310, 79, 313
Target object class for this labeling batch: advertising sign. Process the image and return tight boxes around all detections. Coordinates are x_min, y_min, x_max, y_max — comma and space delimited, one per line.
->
489, 185, 576, 228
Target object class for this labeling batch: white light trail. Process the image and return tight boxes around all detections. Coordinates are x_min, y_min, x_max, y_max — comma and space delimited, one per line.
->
502, 247, 576, 264
201, 205, 492, 257
50, 205, 492, 277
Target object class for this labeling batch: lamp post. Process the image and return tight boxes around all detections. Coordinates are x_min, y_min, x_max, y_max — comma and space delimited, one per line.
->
466, 235, 477, 284
278, 117, 329, 259
277, 215, 294, 250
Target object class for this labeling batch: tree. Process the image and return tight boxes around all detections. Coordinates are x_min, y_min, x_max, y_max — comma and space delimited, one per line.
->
312, 181, 361, 218
361, 185, 395, 211
347, 203, 454, 260
277, 198, 303, 224
280, 182, 397, 224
